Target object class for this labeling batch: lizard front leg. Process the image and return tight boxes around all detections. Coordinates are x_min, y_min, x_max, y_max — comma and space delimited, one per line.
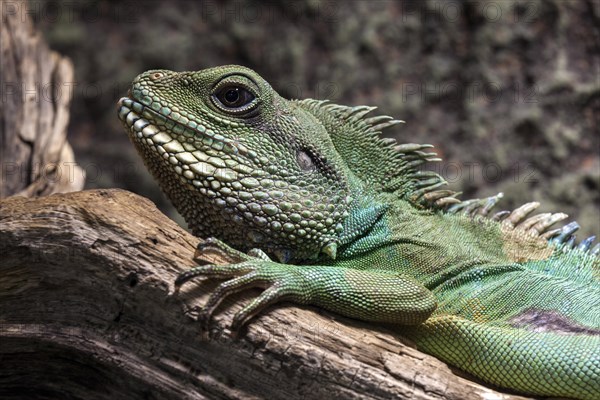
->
176, 238, 437, 330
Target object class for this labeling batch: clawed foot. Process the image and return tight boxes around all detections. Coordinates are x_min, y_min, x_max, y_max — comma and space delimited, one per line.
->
176, 238, 305, 332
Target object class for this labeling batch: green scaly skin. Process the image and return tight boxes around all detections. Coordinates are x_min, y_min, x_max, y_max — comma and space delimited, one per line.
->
118, 65, 600, 399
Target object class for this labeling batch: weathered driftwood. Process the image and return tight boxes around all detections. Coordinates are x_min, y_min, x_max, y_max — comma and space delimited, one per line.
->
0, 0, 84, 198
0, 189, 531, 400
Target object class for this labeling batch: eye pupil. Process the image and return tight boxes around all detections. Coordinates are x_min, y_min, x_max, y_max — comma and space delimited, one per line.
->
224, 88, 239, 104
213, 83, 257, 113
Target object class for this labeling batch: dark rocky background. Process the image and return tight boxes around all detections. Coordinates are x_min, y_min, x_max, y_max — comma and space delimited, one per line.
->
33, 0, 599, 237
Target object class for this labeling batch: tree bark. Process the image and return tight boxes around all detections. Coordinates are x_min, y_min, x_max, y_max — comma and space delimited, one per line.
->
0, 0, 84, 198
0, 189, 532, 400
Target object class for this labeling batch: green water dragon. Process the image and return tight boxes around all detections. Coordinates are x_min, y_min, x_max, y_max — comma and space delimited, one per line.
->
118, 65, 599, 399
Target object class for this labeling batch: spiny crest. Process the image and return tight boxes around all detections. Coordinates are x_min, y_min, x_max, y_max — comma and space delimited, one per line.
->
296, 99, 598, 258
447, 193, 599, 258
296, 99, 459, 209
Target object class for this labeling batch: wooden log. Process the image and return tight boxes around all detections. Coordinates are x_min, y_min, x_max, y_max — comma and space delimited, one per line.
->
0, 0, 84, 198
0, 189, 531, 400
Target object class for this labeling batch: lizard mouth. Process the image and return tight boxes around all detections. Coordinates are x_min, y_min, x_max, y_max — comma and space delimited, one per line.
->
117, 96, 253, 184
117, 96, 250, 156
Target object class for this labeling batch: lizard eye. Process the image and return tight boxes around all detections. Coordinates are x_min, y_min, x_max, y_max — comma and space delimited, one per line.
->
211, 74, 260, 116
213, 85, 256, 111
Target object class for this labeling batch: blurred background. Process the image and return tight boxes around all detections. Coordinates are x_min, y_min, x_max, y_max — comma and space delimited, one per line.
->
32, 0, 599, 237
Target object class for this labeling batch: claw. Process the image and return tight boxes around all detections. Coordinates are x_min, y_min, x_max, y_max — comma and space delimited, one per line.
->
198, 309, 211, 332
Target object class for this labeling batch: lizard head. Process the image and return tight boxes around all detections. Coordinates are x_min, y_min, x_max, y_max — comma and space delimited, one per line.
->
118, 65, 353, 262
